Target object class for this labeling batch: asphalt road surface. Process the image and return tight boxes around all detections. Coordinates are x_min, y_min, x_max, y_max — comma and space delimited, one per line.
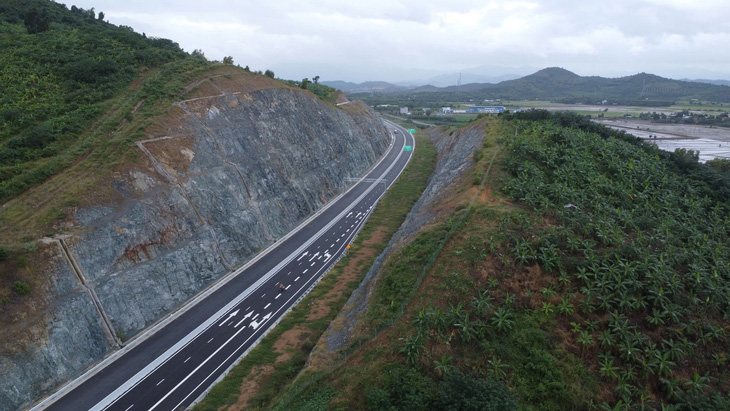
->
39, 120, 414, 411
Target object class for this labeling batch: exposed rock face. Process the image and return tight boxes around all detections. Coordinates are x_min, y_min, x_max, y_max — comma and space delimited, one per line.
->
1, 80, 389, 410
319, 120, 486, 354
0, 240, 112, 410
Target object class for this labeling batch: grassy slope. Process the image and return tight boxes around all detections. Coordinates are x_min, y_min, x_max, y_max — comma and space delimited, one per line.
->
0, 0, 192, 203
264, 114, 730, 410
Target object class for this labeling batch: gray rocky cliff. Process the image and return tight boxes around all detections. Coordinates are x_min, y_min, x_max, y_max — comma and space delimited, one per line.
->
2, 82, 389, 410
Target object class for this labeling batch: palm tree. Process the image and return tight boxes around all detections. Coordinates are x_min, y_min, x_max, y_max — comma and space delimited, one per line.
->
491, 307, 514, 332
434, 354, 454, 377
599, 356, 620, 381
648, 351, 675, 378
487, 356, 510, 380
470, 290, 493, 317
399, 334, 425, 365
558, 297, 574, 315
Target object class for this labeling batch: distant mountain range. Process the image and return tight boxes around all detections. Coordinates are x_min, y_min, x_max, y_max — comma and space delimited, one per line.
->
328, 68, 730, 104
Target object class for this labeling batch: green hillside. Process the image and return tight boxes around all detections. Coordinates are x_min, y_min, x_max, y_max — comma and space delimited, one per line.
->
0, 0, 199, 203
255, 113, 730, 410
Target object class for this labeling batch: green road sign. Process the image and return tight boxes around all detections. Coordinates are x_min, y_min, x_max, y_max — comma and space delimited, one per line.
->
408, 128, 416, 133
404, 145, 412, 151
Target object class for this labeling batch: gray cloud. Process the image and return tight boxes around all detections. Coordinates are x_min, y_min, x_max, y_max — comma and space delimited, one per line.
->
68, 0, 730, 82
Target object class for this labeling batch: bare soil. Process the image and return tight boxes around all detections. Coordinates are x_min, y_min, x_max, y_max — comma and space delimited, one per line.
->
228, 365, 274, 411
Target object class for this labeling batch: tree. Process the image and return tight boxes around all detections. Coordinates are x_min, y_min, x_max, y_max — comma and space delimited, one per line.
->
264, 69, 275, 78
300, 78, 310, 90
191, 49, 206, 60
98, 11, 105, 21
223, 56, 233, 65
313, 75, 320, 84
24, 7, 50, 34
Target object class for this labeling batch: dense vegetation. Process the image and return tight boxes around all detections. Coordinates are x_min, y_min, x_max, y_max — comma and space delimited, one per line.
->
0, 0, 189, 203
260, 113, 730, 410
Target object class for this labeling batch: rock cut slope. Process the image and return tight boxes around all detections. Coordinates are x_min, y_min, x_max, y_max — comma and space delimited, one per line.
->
0, 70, 389, 410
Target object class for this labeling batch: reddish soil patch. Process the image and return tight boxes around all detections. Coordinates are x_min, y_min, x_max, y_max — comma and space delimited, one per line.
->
306, 228, 388, 321
228, 365, 274, 411
272, 326, 309, 363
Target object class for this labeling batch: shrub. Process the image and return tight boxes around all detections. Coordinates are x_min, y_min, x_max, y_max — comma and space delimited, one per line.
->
13, 281, 31, 296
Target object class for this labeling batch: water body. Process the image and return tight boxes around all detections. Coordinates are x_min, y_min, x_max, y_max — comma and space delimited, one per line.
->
595, 120, 730, 162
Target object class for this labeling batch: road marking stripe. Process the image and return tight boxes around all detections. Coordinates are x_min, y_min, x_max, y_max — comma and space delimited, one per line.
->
156, 379, 164, 386
295, 276, 300, 282
184, 357, 191, 363
264, 303, 271, 309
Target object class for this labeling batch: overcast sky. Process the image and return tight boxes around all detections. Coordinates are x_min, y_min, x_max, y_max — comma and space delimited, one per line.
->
66, 0, 730, 83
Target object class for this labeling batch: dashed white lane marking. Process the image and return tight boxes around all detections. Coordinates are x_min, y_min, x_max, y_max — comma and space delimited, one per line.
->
287, 271, 291, 275
184, 357, 191, 363
341, 233, 345, 237
303, 269, 308, 274
275, 293, 281, 299
252, 313, 259, 320
285, 284, 291, 290
346, 229, 350, 233
311, 262, 316, 266
264, 303, 271, 309
261, 294, 266, 298
157, 379, 165, 386
207, 338, 214, 344
336, 238, 340, 242
124, 404, 134, 411
295, 276, 300, 282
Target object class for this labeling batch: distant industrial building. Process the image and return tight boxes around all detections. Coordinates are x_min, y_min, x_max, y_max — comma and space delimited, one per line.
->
399, 107, 409, 115
468, 106, 505, 113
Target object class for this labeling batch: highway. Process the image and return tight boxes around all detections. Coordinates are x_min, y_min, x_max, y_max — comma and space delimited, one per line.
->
39, 120, 414, 411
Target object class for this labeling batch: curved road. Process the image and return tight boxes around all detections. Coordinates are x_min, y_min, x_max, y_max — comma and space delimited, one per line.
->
38, 120, 414, 411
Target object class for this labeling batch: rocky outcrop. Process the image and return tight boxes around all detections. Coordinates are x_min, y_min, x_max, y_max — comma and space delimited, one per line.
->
2, 76, 389, 410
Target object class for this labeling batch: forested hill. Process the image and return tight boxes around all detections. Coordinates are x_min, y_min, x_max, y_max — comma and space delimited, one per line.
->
0, 0, 192, 202
357, 67, 730, 106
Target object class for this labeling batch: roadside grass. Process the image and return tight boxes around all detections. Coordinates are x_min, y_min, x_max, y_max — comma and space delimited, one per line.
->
192, 129, 437, 410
